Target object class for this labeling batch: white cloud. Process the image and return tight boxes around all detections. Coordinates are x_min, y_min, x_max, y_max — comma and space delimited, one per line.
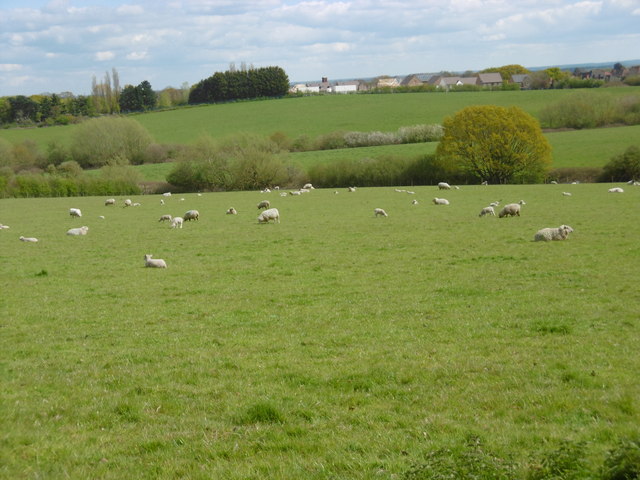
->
116, 4, 144, 15
0, 63, 23, 72
95, 50, 115, 61
126, 51, 148, 60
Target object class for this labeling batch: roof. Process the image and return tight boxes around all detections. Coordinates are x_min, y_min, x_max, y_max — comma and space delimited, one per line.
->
478, 72, 503, 84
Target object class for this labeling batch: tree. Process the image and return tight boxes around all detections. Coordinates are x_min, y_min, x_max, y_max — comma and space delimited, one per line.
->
599, 145, 640, 182
436, 105, 552, 184
481, 64, 530, 81
138, 80, 157, 110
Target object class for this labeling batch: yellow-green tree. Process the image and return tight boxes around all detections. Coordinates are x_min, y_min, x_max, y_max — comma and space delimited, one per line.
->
436, 106, 552, 184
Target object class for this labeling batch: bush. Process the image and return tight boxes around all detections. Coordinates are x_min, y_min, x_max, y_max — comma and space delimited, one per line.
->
598, 145, 640, 182
397, 124, 444, 144
601, 437, 640, 480
548, 166, 604, 184
539, 92, 640, 129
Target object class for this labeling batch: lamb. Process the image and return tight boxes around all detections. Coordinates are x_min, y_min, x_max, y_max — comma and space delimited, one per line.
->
411, 199, 419, 205
438, 182, 451, 190
170, 217, 183, 229
534, 225, 574, 242
132, 202, 141, 207
160, 199, 165, 205
104, 198, 116, 206
261, 188, 271, 193
184, 209, 199, 221
608, 187, 624, 193
257, 200, 270, 209
0, 224, 10, 229
257, 208, 280, 224
562, 192, 572, 196
19, 236, 38, 242
69, 208, 82, 218
144, 254, 167, 268
348, 187, 356, 192
433, 197, 449, 205
158, 214, 173, 222
498, 203, 521, 218
479, 206, 495, 217
123, 199, 132, 207
67, 226, 89, 236
374, 208, 388, 217
226, 207, 237, 215
518, 200, 526, 205
489, 200, 501, 207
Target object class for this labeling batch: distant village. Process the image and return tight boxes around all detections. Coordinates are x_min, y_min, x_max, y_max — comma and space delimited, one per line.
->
291, 63, 640, 94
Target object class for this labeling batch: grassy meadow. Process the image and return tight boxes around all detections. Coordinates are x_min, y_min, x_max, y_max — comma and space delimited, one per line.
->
1, 184, 639, 478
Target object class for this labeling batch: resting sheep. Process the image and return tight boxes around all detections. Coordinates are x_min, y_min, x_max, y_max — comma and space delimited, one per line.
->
184, 209, 199, 221
257, 208, 280, 224
158, 214, 172, 222
438, 182, 451, 190
67, 226, 89, 236
348, 187, 356, 192
104, 198, 115, 206
257, 200, 270, 209
170, 217, 183, 229
19, 236, 38, 243
534, 225, 574, 242
374, 208, 388, 217
144, 254, 167, 268
433, 197, 449, 205
562, 192, 572, 196
123, 199, 132, 207
0, 224, 10, 229
303, 183, 314, 190
69, 208, 82, 218
608, 187, 624, 193
479, 206, 495, 217
226, 207, 237, 215
498, 203, 521, 218
411, 199, 419, 205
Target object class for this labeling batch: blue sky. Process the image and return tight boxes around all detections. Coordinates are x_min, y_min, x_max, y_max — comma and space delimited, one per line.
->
1, 0, 639, 96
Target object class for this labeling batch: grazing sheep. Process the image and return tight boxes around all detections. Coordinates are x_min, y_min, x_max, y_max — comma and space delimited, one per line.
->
257, 200, 270, 209
348, 186, 356, 192
123, 199, 132, 207
160, 199, 165, 206
534, 225, 574, 242
257, 208, 280, 224
226, 207, 237, 215
411, 199, 419, 205
158, 214, 172, 222
69, 208, 82, 218
273, 186, 280, 190
481, 180, 488, 185
0, 224, 10, 229
184, 209, 199, 221
562, 192, 572, 196
438, 182, 451, 190
374, 208, 388, 217
133, 202, 141, 207
98, 215, 105, 219
67, 226, 89, 236
608, 187, 624, 193
498, 203, 521, 218
433, 197, 449, 205
479, 206, 495, 217
104, 198, 116, 206
19, 236, 38, 242
144, 254, 167, 268
303, 183, 314, 190
170, 217, 183, 229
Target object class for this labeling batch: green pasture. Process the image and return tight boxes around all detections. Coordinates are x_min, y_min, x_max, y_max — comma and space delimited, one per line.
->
1, 184, 638, 479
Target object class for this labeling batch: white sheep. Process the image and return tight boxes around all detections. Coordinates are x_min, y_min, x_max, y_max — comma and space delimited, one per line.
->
303, 183, 314, 190
550, 180, 558, 184
69, 208, 82, 218
534, 225, 574, 242
489, 200, 501, 207
144, 254, 167, 268
160, 199, 165, 205
608, 187, 624, 193
67, 226, 89, 236
438, 182, 451, 190
257, 208, 280, 224
406, 190, 415, 194
0, 224, 10, 229
132, 202, 141, 207
273, 186, 280, 190
123, 199, 132, 207
411, 199, 419, 205
184, 209, 199, 221
479, 206, 495, 217
19, 236, 38, 242
348, 186, 356, 192
280, 192, 288, 197
498, 203, 521, 218
374, 208, 388, 217
104, 198, 116, 206
433, 197, 449, 205
158, 214, 173, 222
170, 217, 184, 229
481, 181, 488, 185
162, 192, 172, 197
261, 188, 271, 193
226, 207, 237, 215
562, 192, 572, 196
257, 200, 270, 209
289, 191, 301, 196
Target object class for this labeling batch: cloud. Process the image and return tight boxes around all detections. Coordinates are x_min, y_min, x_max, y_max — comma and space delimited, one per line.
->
126, 51, 148, 60
0, 63, 23, 72
95, 50, 115, 61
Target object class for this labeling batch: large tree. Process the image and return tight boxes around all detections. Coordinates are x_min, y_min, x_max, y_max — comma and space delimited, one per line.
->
436, 105, 552, 184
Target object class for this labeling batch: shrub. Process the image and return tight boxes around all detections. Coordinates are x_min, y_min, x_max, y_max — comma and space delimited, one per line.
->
397, 124, 444, 144
598, 145, 640, 182
548, 166, 604, 184
601, 436, 640, 480
314, 130, 348, 150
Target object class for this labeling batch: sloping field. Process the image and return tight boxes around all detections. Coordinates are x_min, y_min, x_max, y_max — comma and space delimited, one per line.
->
1, 183, 638, 478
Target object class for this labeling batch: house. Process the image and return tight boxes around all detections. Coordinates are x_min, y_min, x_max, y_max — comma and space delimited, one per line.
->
376, 76, 400, 88
400, 74, 423, 87
511, 74, 531, 89
291, 83, 320, 94
436, 76, 478, 89
477, 72, 503, 88
333, 81, 359, 93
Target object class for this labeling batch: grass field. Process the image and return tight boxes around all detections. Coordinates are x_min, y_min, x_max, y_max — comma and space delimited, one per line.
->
1, 184, 638, 478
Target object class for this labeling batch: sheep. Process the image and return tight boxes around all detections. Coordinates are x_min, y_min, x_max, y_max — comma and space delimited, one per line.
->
411, 199, 419, 205
67, 226, 89, 236
406, 190, 415, 194
498, 203, 521, 218
479, 206, 495, 217
132, 202, 141, 207
69, 208, 82, 218
158, 214, 173, 222
303, 183, 314, 190
261, 188, 271, 193
534, 225, 574, 242
519, 200, 526, 205
257, 200, 270, 209
550, 180, 558, 184
374, 208, 388, 217
257, 208, 280, 224
184, 209, 199, 221
273, 186, 280, 190
226, 207, 237, 215
104, 198, 116, 206
123, 199, 132, 207
170, 217, 184, 229
0, 224, 10, 229
438, 182, 451, 190
562, 192, 572, 196
489, 200, 501, 207
481, 180, 488, 185
162, 192, 172, 197
432, 197, 449, 205
280, 192, 288, 197
290, 191, 301, 196
98, 215, 105, 219
160, 199, 165, 205
19, 236, 38, 242
348, 186, 356, 192
144, 254, 167, 268
608, 187, 624, 193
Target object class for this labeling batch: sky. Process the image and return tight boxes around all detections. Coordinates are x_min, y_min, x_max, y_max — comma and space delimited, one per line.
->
1, 0, 639, 97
